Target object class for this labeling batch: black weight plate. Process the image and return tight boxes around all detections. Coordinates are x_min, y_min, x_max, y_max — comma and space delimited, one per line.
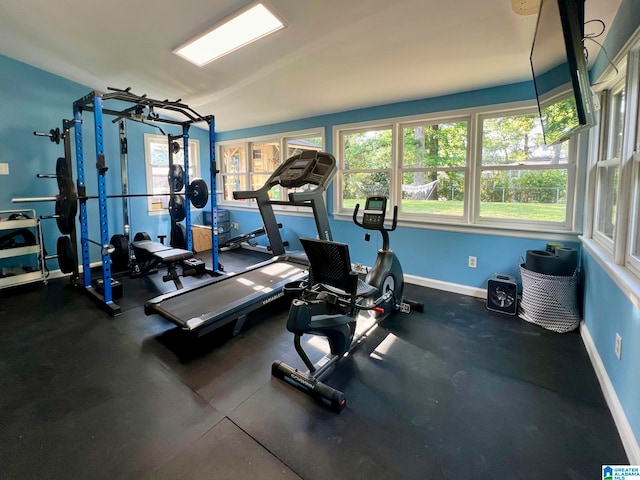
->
55, 178, 78, 235
56, 235, 75, 274
133, 231, 151, 242
189, 178, 209, 209
171, 223, 187, 249
169, 164, 184, 192
56, 157, 69, 188
55, 198, 76, 234
109, 234, 129, 270
169, 195, 186, 222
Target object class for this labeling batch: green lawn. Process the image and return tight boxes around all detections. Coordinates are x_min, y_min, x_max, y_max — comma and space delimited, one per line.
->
343, 199, 566, 222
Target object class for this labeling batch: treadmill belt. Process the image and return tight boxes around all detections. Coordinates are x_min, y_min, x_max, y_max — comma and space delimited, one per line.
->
149, 259, 306, 332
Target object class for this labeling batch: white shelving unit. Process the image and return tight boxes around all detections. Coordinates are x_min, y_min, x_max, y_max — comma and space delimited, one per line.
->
0, 209, 45, 289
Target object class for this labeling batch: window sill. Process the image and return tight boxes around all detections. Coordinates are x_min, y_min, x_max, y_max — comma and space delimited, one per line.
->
333, 211, 581, 242
580, 236, 640, 311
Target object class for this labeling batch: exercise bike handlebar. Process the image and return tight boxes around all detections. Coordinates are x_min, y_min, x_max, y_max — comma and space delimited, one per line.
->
308, 284, 394, 311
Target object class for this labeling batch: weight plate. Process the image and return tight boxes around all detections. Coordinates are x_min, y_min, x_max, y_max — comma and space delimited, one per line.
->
109, 234, 129, 270
56, 157, 70, 188
169, 164, 184, 192
189, 178, 209, 209
56, 235, 75, 274
168, 195, 186, 222
55, 178, 78, 235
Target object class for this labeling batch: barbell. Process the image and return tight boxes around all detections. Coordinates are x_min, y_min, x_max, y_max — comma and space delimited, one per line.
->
13, 178, 208, 206
13, 178, 209, 225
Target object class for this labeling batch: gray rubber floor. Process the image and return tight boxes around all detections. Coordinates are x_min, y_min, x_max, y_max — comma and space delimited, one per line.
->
0, 263, 628, 479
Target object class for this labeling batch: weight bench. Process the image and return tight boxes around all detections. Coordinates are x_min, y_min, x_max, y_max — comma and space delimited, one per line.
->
130, 240, 194, 289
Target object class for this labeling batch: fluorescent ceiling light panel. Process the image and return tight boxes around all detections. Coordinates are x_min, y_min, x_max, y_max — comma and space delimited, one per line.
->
174, 3, 284, 66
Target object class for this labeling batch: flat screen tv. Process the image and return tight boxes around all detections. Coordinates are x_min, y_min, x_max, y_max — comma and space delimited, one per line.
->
530, 0, 596, 145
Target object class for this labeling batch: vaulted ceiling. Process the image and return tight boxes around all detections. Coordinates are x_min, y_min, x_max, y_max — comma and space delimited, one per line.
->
0, 0, 621, 131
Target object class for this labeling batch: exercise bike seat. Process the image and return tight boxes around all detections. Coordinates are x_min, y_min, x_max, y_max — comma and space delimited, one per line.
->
301, 237, 376, 297
287, 237, 380, 356
318, 278, 378, 300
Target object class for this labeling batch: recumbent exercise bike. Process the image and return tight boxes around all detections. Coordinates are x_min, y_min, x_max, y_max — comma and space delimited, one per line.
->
272, 195, 423, 412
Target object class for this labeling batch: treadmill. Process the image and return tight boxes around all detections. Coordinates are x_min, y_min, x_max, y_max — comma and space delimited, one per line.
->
144, 150, 337, 338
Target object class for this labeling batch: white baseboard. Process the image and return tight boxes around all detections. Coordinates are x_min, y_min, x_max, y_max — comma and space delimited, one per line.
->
404, 273, 487, 299
349, 265, 486, 299
580, 323, 640, 464
45, 269, 68, 280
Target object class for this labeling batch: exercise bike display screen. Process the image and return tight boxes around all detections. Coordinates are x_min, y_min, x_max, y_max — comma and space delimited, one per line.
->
362, 195, 387, 229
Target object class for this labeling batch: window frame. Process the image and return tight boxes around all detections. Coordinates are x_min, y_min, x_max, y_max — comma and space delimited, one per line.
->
332, 104, 580, 235
217, 128, 325, 213
397, 116, 471, 223
143, 133, 200, 215
334, 122, 394, 214
592, 81, 625, 253
475, 107, 577, 231
622, 49, 640, 276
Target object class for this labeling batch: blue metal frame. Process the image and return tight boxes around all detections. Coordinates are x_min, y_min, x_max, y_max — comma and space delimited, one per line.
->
182, 125, 193, 252
92, 95, 113, 305
209, 117, 218, 271
70, 88, 217, 315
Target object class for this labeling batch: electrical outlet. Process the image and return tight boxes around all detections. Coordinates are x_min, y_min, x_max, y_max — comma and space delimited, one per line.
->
615, 333, 622, 360
0, 163, 9, 175
468, 256, 477, 268
232, 222, 239, 230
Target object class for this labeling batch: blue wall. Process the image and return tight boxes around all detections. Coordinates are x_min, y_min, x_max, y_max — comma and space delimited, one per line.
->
582, 254, 640, 446
0, 55, 85, 271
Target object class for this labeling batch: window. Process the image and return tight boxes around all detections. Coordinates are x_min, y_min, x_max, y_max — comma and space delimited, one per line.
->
622, 50, 640, 275
400, 119, 468, 218
144, 134, 200, 214
221, 144, 247, 202
337, 126, 392, 210
250, 140, 281, 197
478, 111, 574, 227
586, 42, 640, 282
333, 107, 578, 232
218, 129, 323, 206
593, 84, 625, 252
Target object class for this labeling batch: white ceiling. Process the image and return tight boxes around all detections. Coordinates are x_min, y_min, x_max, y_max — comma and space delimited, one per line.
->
0, 0, 621, 131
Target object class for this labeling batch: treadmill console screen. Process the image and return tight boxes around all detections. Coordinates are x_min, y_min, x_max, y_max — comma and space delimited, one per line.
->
280, 157, 315, 187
